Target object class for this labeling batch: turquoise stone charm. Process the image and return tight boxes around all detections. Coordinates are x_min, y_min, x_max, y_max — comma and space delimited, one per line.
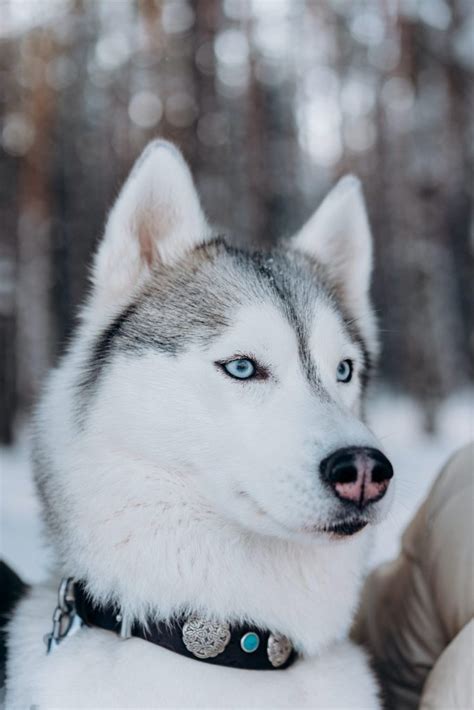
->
240, 631, 260, 653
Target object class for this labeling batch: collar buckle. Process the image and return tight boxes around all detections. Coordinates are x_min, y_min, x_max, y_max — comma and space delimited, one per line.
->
44, 577, 81, 654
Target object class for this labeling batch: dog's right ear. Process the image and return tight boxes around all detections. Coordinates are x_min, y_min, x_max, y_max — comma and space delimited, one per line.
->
91, 140, 211, 310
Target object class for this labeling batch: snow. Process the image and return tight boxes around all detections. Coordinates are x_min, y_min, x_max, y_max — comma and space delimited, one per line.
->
1, 389, 472, 584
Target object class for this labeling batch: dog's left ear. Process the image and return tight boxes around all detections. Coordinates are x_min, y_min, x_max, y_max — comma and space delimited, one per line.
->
292, 176, 377, 351
91, 140, 211, 310
293, 176, 372, 307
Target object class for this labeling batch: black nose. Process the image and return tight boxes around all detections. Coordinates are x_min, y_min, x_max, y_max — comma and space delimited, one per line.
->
320, 447, 393, 509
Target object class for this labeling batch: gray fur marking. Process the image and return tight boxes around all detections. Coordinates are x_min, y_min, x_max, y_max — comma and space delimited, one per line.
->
77, 238, 368, 413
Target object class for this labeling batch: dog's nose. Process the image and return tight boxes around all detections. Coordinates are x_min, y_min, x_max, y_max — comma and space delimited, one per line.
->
320, 447, 393, 509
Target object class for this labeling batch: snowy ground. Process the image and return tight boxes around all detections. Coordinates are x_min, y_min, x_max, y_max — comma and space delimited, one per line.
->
1, 389, 473, 584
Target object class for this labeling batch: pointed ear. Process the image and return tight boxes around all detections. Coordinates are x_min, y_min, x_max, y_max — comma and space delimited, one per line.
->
293, 175, 377, 352
293, 176, 372, 304
91, 140, 211, 310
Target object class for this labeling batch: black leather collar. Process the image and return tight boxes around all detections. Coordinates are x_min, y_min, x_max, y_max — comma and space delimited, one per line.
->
72, 581, 297, 671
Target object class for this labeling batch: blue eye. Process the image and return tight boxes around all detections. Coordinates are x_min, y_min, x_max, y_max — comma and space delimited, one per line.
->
337, 359, 353, 383
223, 358, 256, 380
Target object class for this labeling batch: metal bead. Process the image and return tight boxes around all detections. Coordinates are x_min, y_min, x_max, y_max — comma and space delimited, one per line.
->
182, 615, 231, 659
267, 633, 293, 667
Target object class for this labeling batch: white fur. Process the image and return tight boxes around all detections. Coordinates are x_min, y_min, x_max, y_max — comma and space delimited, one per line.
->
6, 141, 389, 708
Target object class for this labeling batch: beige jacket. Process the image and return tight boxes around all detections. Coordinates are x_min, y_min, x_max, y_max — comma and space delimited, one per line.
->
355, 443, 474, 709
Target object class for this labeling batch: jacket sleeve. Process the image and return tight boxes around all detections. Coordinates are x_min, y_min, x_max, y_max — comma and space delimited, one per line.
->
353, 443, 473, 709
420, 620, 474, 710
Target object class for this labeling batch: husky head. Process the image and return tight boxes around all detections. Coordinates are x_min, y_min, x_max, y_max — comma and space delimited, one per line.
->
45, 139, 391, 543
36, 141, 395, 630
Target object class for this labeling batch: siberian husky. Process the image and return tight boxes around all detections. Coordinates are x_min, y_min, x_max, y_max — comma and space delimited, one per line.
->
6, 140, 394, 708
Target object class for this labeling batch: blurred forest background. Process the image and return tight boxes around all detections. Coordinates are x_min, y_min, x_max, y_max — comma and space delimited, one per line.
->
0, 0, 473, 445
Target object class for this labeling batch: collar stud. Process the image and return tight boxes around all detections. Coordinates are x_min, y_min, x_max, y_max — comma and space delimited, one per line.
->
240, 631, 260, 653
267, 633, 293, 667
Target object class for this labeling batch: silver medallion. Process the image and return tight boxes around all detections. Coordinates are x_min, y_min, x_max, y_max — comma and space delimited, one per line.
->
182, 616, 231, 659
267, 633, 293, 667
